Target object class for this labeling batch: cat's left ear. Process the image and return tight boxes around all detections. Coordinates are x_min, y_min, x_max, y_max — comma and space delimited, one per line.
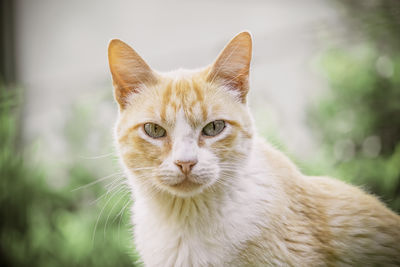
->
208, 31, 252, 103
108, 39, 157, 109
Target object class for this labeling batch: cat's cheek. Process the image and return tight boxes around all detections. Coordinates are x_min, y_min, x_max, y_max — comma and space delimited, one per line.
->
200, 123, 232, 147
118, 131, 166, 171
192, 149, 221, 185
214, 132, 252, 165
207, 126, 239, 154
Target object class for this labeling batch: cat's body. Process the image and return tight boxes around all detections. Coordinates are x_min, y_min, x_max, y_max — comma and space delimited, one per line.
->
108, 32, 400, 266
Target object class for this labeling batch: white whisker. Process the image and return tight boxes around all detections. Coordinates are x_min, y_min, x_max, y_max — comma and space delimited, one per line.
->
71, 171, 124, 192
104, 190, 130, 238
92, 185, 126, 245
78, 152, 116, 159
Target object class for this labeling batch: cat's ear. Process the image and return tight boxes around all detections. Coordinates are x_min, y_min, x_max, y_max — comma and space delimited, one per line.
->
208, 31, 252, 103
108, 39, 157, 109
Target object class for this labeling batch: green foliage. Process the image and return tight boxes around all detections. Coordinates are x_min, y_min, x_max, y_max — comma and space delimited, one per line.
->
309, 43, 400, 211
0, 89, 137, 267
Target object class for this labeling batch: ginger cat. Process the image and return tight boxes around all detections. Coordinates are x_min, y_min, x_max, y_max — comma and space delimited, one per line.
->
108, 32, 400, 266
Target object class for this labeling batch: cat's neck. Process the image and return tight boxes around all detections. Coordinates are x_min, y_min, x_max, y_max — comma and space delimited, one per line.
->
133, 175, 240, 226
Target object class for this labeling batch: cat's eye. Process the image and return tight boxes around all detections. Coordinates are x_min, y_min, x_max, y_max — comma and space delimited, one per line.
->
202, 120, 225, 137
144, 123, 166, 138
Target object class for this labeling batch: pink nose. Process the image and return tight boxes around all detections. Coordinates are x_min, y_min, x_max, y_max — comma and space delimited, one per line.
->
174, 160, 197, 175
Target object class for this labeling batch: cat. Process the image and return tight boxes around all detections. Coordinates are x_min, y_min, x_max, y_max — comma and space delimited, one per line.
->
107, 32, 400, 266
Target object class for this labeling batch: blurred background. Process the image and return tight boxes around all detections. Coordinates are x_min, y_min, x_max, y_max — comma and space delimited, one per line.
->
1, 0, 399, 266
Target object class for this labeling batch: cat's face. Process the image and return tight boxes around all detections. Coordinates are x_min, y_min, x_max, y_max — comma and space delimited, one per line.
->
109, 32, 254, 197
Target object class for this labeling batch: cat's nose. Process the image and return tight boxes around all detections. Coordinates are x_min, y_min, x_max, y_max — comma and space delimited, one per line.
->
174, 160, 197, 175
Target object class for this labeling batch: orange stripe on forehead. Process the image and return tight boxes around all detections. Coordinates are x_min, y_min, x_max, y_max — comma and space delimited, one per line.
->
173, 78, 208, 127
160, 82, 173, 121
156, 75, 241, 130
191, 80, 204, 102
158, 78, 208, 127
192, 80, 208, 121
174, 79, 186, 99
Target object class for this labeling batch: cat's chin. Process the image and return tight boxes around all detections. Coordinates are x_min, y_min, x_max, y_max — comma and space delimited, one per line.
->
160, 178, 209, 198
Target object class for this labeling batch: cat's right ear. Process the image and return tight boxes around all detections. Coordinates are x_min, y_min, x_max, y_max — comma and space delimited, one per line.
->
108, 39, 157, 109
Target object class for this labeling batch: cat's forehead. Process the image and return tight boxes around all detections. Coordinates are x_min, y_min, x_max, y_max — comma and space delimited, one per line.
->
158, 76, 209, 127
133, 71, 229, 128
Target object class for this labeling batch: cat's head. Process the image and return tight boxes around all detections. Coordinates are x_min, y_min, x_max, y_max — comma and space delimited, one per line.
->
108, 32, 254, 197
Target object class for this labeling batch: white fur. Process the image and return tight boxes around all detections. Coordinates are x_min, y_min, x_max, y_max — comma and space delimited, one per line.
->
171, 109, 199, 163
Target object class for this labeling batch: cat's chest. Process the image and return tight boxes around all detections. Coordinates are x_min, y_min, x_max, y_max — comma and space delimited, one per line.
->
136, 224, 226, 266
131, 199, 256, 267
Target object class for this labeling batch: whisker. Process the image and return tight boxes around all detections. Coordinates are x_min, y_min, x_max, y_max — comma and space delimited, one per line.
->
78, 152, 116, 159
113, 198, 132, 224
90, 178, 127, 206
105, 176, 126, 191
117, 199, 132, 243
92, 185, 126, 246
104, 190, 130, 239
130, 166, 156, 172
71, 171, 124, 192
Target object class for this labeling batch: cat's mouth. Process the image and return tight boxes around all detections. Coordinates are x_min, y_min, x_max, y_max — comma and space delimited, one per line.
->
159, 174, 209, 196
170, 177, 202, 191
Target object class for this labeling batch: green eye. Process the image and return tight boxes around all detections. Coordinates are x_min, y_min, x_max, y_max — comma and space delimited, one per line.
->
144, 123, 166, 138
202, 120, 225, 136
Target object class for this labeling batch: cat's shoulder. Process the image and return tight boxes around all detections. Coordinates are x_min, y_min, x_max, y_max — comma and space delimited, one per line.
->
305, 175, 400, 223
